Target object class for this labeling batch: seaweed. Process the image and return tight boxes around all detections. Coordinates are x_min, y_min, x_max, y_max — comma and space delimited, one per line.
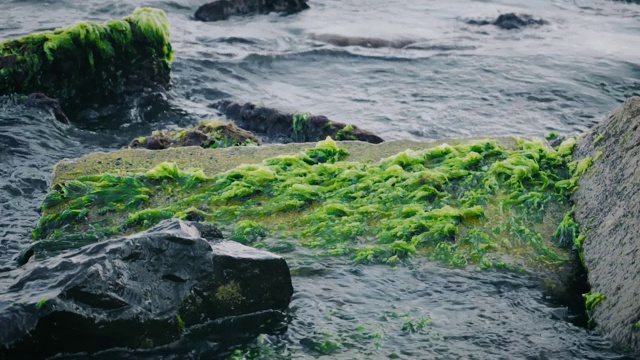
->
36, 137, 581, 271
583, 292, 606, 326
292, 112, 313, 142
130, 120, 260, 150
0, 7, 173, 108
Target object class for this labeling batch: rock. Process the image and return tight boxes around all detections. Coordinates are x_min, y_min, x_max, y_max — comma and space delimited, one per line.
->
41, 137, 583, 304
195, 0, 309, 22
467, 13, 548, 30
23, 93, 69, 124
129, 120, 261, 150
0, 8, 173, 110
212, 100, 384, 144
309, 34, 416, 49
0, 219, 293, 357
572, 97, 640, 350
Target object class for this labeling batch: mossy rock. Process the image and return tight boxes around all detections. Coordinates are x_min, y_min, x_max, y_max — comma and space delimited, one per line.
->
38, 136, 588, 296
212, 100, 384, 144
129, 120, 260, 150
0, 7, 173, 109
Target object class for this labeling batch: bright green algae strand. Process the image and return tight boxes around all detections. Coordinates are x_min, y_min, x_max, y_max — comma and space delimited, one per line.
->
0, 7, 173, 107
34, 137, 586, 270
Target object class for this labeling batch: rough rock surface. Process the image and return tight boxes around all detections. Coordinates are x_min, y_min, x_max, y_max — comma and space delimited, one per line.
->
51, 138, 521, 183
195, 0, 309, 22
573, 97, 640, 350
0, 219, 293, 357
467, 13, 548, 30
212, 100, 384, 144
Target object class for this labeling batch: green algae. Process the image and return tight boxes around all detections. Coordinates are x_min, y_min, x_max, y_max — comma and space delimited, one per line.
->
130, 120, 260, 150
0, 7, 173, 107
176, 315, 186, 333
584, 292, 606, 326
35, 137, 579, 271
292, 112, 313, 142
336, 124, 358, 141
584, 292, 606, 312
216, 281, 244, 304
556, 137, 577, 159
594, 132, 605, 145
545, 132, 560, 140
35, 298, 48, 310
232, 221, 269, 244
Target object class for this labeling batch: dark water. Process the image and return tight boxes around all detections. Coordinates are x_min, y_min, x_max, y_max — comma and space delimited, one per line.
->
1, 0, 640, 358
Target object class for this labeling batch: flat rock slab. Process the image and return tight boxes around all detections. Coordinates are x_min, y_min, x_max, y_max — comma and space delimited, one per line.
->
52, 137, 527, 183
0, 219, 293, 357
573, 96, 640, 350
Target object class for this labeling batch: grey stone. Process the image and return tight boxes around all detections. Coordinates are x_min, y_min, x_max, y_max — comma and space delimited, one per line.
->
573, 96, 640, 350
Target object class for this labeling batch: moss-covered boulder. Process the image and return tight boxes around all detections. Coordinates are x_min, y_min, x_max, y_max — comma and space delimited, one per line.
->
0, 7, 173, 109
572, 97, 640, 350
212, 100, 384, 144
129, 120, 260, 150
37, 136, 588, 301
1, 219, 293, 357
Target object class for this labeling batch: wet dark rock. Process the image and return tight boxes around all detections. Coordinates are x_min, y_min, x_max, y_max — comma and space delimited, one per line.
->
69, 91, 198, 131
212, 100, 384, 144
0, 219, 293, 357
467, 13, 548, 30
129, 120, 261, 150
572, 97, 640, 351
24, 93, 69, 124
195, 0, 309, 22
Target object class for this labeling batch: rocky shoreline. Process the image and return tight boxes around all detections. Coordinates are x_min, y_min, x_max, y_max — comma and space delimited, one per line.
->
0, 3, 638, 357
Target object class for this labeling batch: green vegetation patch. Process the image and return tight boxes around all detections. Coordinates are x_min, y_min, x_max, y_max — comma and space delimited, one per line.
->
129, 120, 260, 150
584, 292, 606, 312
0, 7, 173, 107
34, 137, 584, 271
583, 292, 606, 326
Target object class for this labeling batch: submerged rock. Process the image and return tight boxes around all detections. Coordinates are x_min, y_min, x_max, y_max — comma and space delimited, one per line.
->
572, 97, 640, 351
0, 219, 293, 357
309, 34, 416, 49
129, 120, 260, 150
212, 100, 384, 144
23, 93, 69, 124
0, 8, 173, 109
467, 13, 548, 30
195, 0, 309, 22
